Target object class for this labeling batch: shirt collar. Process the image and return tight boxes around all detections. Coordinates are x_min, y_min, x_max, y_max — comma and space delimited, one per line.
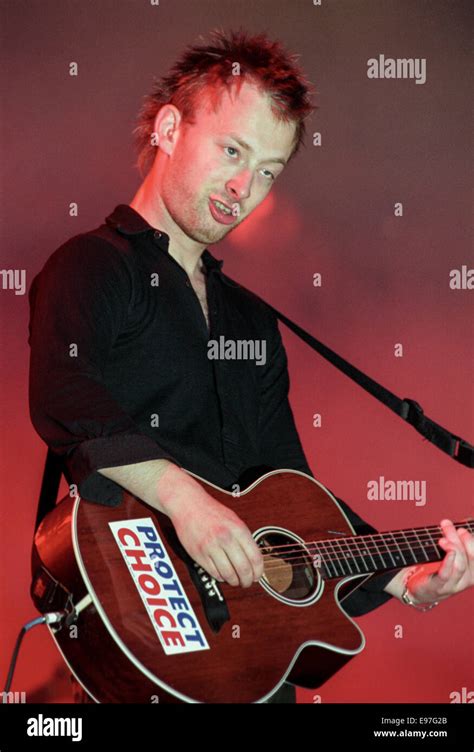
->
105, 204, 225, 274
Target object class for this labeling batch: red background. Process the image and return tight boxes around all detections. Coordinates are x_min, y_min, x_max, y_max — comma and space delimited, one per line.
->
1, 0, 472, 704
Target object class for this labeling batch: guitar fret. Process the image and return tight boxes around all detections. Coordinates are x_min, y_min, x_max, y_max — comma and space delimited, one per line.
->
358, 539, 377, 571
354, 542, 370, 572
413, 528, 430, 562
350, 539, 372, 572
340, 539, 362, 573
379, 535, 397, 568
338, 538, 361, 574
326, 540, 345, 577
334, 539, 354, 575
367, 534, 387, 570
319, 542, 339, 578
388, 532, 408, 567
400, 529, 418, 563
426, 529, 442, 560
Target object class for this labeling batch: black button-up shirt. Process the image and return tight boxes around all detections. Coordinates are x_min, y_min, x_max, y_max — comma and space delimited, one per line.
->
28, 204, 396, 615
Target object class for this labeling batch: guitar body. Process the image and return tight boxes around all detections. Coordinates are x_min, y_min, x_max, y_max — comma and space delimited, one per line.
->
31, 469, 377, 703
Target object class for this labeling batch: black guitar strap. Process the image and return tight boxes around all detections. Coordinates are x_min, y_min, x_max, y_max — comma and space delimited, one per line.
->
33, 247, 473, 534
34, 448, 65, 534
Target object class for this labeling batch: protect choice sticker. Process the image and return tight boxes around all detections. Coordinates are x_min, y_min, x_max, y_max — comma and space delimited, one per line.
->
109, 518, 209, 655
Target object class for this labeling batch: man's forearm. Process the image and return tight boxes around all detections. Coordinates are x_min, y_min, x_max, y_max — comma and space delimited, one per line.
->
97, 459, 190, 516
384, 569, 408, 600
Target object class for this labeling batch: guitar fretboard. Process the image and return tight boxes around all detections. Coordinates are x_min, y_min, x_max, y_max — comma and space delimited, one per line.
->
310, 520, 474, 580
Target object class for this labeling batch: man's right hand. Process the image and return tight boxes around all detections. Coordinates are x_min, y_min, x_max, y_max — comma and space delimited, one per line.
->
157, 462, 264, 588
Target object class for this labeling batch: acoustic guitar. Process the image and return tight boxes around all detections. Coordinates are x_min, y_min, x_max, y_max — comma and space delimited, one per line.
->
30, 468, 473, 703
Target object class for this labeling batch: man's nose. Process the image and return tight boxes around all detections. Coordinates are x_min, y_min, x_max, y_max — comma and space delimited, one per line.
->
226, 169, 253, 201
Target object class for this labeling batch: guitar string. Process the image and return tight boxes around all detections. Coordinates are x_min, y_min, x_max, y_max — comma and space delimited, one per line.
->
254, 544, 464, 567
257, 547, 439, 571
253, 524, 474, 573
259, 521, 474, 546
262, 521, 474, 541
254, 522, 474, 555
255, 546, 448, 578
255, 538, 470, 573
257, 535, 466, 561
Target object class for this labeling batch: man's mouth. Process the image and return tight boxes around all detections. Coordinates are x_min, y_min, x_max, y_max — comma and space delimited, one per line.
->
209, 197, 237, 225
212, 198, 232, 214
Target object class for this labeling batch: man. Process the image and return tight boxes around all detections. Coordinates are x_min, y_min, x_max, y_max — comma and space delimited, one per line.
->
28, 29, 474, 704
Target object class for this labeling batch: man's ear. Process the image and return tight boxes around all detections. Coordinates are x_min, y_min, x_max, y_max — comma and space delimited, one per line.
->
152, 104, 183, 156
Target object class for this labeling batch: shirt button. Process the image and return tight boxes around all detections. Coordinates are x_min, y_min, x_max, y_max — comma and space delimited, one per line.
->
185, 279, 191, 287
153, 230, 162, 243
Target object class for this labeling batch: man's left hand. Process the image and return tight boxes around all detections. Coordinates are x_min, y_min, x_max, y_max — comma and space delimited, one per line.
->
385, 519, 474, 605
408, 519, 474, 604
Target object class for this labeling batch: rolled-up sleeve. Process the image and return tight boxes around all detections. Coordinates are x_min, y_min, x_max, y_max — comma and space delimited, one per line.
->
256, 312, 398, 615
28, 235, 180, 505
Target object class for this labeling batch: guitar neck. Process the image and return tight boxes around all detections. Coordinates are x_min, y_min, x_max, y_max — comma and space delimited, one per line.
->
313, 520, 474, 580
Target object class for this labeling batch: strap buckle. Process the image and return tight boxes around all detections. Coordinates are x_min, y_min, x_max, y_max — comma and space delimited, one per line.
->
401, 398, 425, 430
401, 398, 474, 467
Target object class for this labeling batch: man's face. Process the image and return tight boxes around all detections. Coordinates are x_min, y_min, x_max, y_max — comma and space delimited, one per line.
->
159, 80, 297, 245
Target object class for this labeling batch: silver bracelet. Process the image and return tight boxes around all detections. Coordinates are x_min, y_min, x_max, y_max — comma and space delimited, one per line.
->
401, 585, 439, 611
401, 570, 440, 612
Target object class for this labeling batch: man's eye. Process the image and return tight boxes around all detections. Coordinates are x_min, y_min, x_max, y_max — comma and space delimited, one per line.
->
224, 146, 275, 181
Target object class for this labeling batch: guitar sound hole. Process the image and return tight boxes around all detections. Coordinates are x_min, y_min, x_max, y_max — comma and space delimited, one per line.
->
256, 530, 317, 601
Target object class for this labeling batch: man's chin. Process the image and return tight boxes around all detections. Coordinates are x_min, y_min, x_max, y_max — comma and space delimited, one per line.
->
186, 221, 237, 246
207, 211, 246, 241
206, 224, 236, 244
